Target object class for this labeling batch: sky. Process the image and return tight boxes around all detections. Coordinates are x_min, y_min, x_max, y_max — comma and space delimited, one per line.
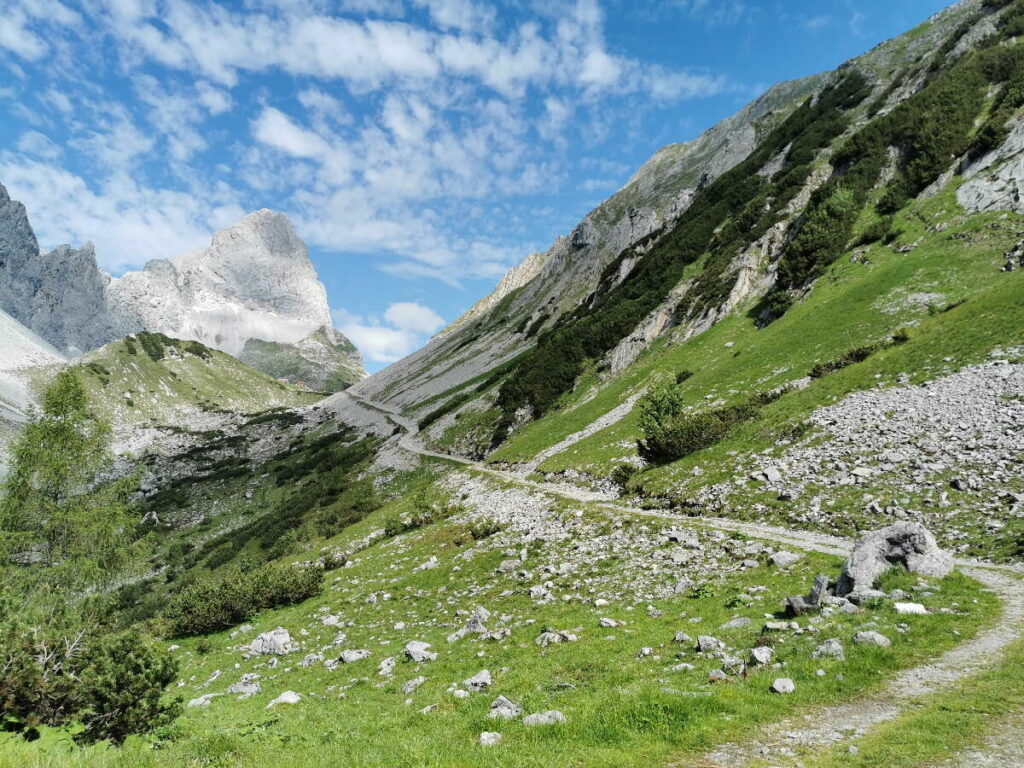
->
0, 0, 952, 371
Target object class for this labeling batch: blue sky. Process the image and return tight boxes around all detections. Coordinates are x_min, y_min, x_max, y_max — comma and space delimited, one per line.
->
0, 0, 950, 371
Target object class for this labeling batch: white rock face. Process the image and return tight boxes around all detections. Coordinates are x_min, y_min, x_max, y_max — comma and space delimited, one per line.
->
106, 210, 333, 356
0, 308, 67, 475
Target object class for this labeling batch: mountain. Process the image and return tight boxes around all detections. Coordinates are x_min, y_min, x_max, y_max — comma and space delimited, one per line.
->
351, 0, 1023, 458
0, 307, 66, 475
0, 190, 366, 390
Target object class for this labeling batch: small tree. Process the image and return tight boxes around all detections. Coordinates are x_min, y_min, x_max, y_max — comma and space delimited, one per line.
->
0, 370, 136, 590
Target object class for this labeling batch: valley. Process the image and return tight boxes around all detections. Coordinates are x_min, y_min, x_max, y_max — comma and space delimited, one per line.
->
2, 0, 1024, 765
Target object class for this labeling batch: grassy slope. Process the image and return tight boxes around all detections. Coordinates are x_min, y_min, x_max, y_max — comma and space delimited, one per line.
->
0, 468, 998, 767
76, 334, 323, 429
490, 184, 1024, 480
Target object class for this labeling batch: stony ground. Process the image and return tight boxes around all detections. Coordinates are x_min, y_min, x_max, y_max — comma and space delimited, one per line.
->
343, 387, 1024, 768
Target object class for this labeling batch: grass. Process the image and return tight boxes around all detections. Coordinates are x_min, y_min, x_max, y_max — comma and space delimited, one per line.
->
798, 579, 1024, 768
0, 472, 1001, 767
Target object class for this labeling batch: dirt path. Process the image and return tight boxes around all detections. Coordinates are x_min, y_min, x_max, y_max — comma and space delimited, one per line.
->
345, 391, 1024, 767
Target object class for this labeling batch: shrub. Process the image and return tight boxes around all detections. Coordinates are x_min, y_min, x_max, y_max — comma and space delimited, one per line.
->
0, 615, 180, 745
809, 343, 880, 378
468, 519, 502, 541
610, 464, 639, 490
162, 562, 322, 637
637, 386, 784, 464
675, 369, 695, 384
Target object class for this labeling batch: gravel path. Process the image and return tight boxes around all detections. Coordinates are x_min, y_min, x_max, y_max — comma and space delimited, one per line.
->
346, 391, 1024, 767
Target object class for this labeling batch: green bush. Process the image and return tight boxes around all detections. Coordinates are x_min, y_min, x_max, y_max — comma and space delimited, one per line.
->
162, 562, 322, 637
809, 343, 881, 378
610, 464, 639, 490
637, 386, 785, 464
0, 615, 180, 745
674, 369, 694, 384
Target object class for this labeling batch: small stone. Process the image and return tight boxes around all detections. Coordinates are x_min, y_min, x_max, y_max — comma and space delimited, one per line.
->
523, 710, 566, 726
479, 732, 502, 747
853, 631, 892, 647
266, 690, 301, 708
340, 649, 371, 663
402, 676, 427, 694
487, 695, 523, 720
812, 638, 845, 661
404, 641, 437, 663
894, 602, 928, 615
750, 646, 774, 666
771, 678, 796, 694
673, 630, 692, 644
721, 617, 751, 629
696, 635, 722, 652
770, 551, 802, 569
464, 669, 492, 692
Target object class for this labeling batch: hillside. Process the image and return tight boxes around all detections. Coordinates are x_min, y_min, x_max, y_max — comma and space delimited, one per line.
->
74, 332, 324, 456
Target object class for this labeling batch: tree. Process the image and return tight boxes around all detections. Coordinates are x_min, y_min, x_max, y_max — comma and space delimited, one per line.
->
0, 371, 179, 744
0, 370, 136, 590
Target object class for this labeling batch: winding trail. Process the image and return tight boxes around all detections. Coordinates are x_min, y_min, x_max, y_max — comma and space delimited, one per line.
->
341, 391, 1024, 767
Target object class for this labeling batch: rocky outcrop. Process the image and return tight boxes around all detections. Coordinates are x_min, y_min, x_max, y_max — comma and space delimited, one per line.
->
837, 523, 955, 596
106, 210, 334, 356
0, 185, 116, 353
958, 118, 1024, 215
239, 326, 365, 392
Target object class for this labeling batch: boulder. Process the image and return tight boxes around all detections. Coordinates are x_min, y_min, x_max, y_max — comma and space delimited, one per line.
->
837, 523, 953, 596
404, 641, 437, 663
811, 638, 845, 661
523, 710, 566, 726
464, 669, 492, 692
266, 690, 301, 708
246, 627, 297, 656
487, 695, 523, 720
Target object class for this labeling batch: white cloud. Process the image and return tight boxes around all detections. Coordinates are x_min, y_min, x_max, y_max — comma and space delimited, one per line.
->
16, 131, 62, 160
412, 0, 495, 33
252, 106, 332, 158
384, 301, 445, 333
333, 302, 445, 363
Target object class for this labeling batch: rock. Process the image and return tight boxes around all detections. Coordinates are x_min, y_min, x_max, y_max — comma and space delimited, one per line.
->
762, 467, 783, 484
300, 653, 323, 667
847, 589, 888, 606
811, 638, 845, 660
771, 678, 796, 694
750, 646, 774, 666
599, 617, 621, 628
708, 669, 730, 683
523, 710, 566, 726
673, 631, 693, 644
837, 523, 954, 596
464, 669, 492, 692
487, 695, 523, 720
246, 627, 297, 656
894, 602, 928, 615
771, 551, 802, 569
402, 676, 427, 694
696, 635, 723, 652
340, 649, 371, 663
721, 617, 751, 629
479, 732, 503, 747
535, 629, 578, 647
266, 691, 301, 708
853, 631, 892, 647
227, 674, 261, 699
378, 657, 396, 677
187, 693, 221, 708
404, 641, 437, 663
497, 559, 520, 574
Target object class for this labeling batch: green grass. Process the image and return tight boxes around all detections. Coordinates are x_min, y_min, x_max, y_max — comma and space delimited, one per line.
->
799, 583, 1024, 768
0, 479, 1000, 767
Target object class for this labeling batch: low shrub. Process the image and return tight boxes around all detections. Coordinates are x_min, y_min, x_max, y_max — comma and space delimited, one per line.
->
809, 343, 880, 378
162, 562, 322, 637
637, 386, 786, 464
